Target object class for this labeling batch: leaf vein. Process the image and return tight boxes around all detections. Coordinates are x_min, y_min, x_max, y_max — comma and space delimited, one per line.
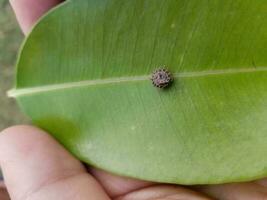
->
8, 67, 267, 97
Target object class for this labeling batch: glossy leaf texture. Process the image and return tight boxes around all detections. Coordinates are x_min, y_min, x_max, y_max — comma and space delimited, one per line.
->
9, 0, 267, 184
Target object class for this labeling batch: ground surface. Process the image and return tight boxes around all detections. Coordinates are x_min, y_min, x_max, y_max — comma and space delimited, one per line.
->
0, 0, 29, 130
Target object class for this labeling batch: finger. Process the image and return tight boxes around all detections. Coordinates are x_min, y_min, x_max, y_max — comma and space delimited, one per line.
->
9, 0, 63, 35
90, 168, 154, 198
195, 180, 267, 200
0, 125, 110, 200
116, 185, 212, 200
90, 167, 213, 199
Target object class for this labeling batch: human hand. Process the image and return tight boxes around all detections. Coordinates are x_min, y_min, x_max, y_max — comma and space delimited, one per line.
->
1, 1, 267, 199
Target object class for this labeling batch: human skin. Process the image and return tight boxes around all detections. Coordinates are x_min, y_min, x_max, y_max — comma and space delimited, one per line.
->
1, 1, 267, 199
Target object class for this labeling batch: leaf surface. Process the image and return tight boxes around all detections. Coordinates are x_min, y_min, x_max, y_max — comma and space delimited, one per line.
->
10, 0, 267, 184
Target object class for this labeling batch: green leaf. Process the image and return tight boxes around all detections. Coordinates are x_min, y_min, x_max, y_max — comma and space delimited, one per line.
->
9, 0, 267, 184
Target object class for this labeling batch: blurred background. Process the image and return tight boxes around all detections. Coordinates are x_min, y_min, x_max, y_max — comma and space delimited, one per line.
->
0, 0, 29, 130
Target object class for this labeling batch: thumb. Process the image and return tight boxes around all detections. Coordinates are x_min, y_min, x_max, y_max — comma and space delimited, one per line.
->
0, 125, 110, 200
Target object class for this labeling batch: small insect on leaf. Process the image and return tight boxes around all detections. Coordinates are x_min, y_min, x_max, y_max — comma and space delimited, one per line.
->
151, 68, 173, 88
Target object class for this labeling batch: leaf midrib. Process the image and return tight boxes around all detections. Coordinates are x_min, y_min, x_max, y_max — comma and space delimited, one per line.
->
8, 67, 267, 97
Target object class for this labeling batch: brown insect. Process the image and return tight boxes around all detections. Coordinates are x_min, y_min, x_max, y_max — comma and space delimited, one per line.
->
151, 68, 173, 88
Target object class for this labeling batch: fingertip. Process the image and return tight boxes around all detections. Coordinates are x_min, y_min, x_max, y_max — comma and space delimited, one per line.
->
9, 0, 63, 35
0, 125, 67, 165
0, 125, 44, 144
0, 125, 41, 162
0, 124, 84, 172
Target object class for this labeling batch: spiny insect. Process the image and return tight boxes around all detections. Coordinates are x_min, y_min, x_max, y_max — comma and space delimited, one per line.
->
151, 68, 173, 88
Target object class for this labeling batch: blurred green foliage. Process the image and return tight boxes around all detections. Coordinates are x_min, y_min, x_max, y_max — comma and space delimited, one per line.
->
0, 0, 28, 130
